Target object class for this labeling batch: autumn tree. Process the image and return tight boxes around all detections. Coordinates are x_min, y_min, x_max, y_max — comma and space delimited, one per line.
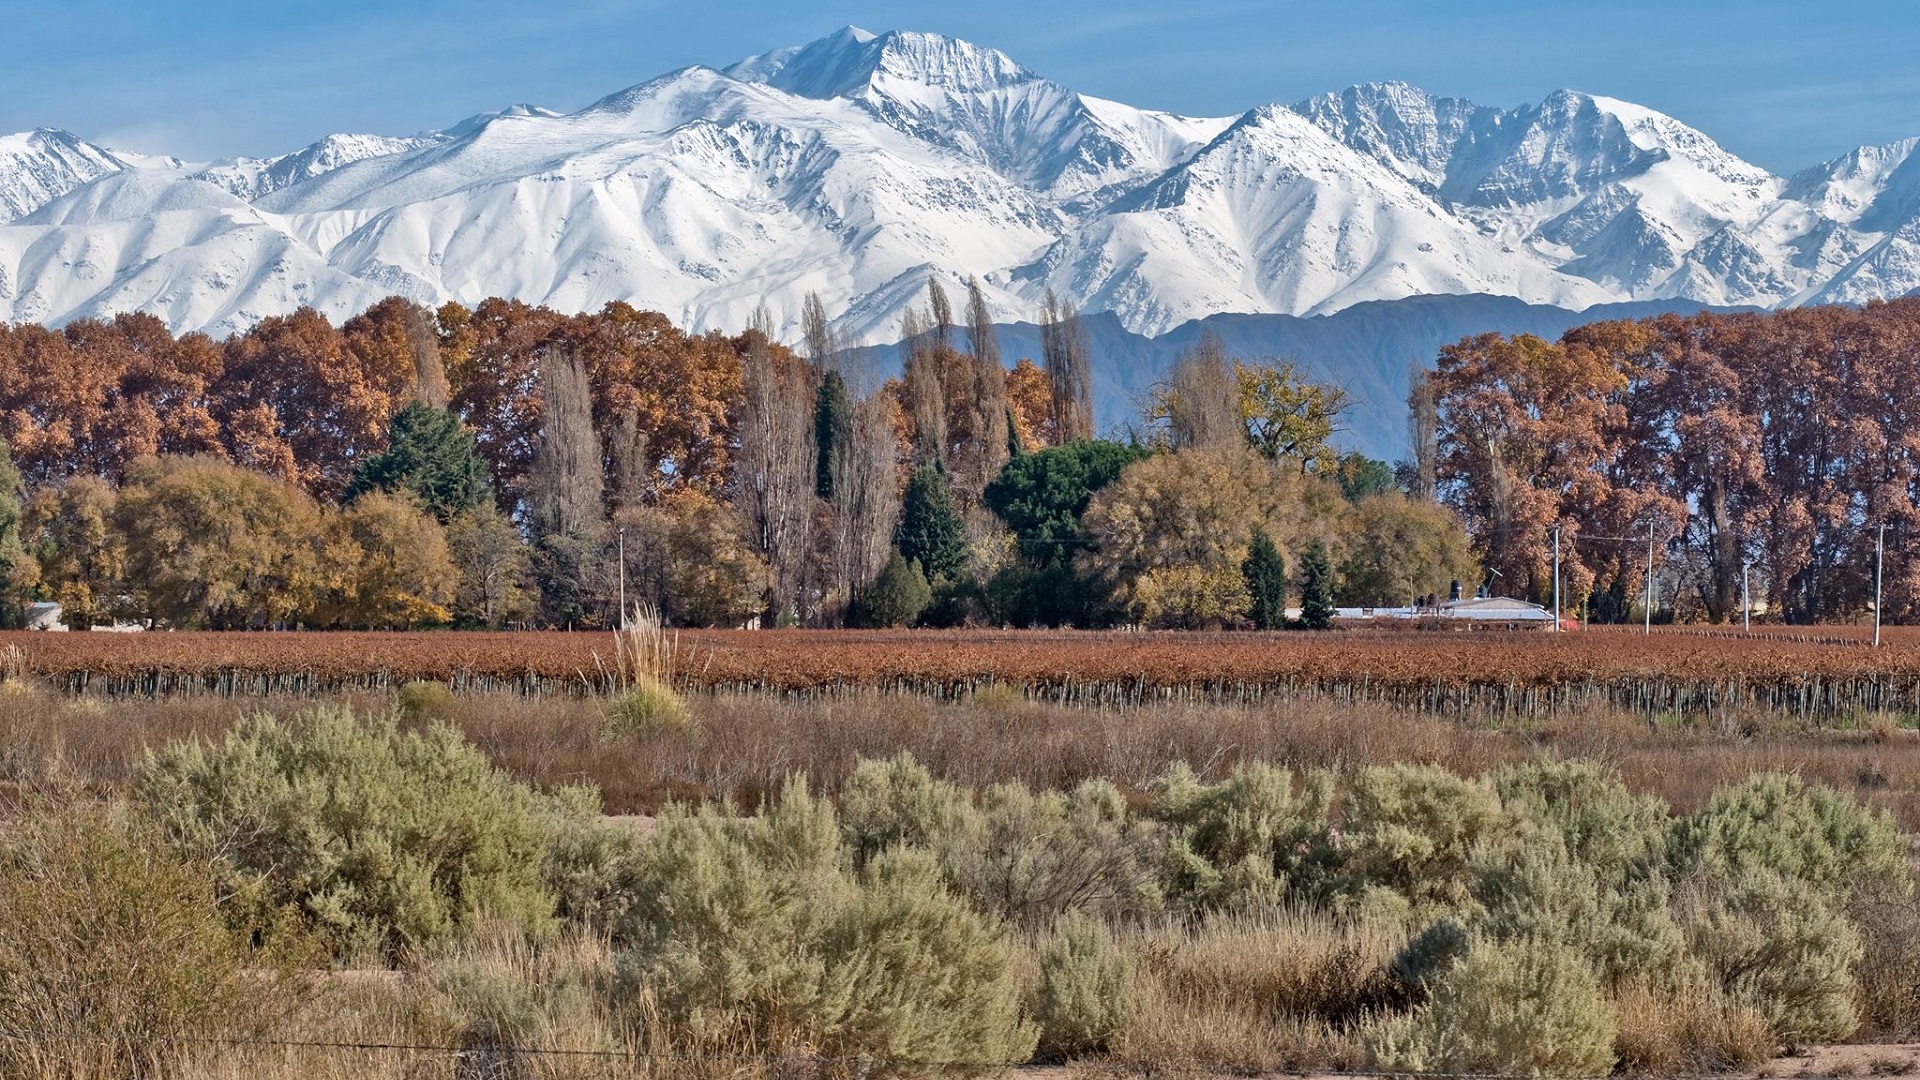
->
1236, 360, 1349, 473
1151, 332, 1241, 450
217, 306, 416, 499
830, 393, 904, 625
1042, 290, 1094, 442
24, 476, 124, 629
319, 492, 458, 629
618, 489, 769, 628
735, 314, 817, 625
0, 438, 30, 627
0, 315, 225, 488
1081, 447, 1343, 629
1006, 358, 1056, 450
445, 504, 533, 629
115, 456, 327, 629
1336, 493, 1479, 607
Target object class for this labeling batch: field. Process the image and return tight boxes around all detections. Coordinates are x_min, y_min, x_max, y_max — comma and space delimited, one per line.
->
15, 625, 1920, 720
10, 627, 1920, 1078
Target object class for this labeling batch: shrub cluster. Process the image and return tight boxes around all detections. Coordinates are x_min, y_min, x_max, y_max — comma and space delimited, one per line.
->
19, 705, 1920, 1077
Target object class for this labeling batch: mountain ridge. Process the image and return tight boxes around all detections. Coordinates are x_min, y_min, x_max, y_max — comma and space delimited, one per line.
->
0, 25, 1914, 450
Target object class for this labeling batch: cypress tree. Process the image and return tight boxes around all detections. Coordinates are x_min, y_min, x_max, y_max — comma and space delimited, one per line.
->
347, 402, 492, 523
0, 437, 24, 629
863, 549, 933, 628
897, 464, 968, 583
814, 370, 853, 501
1298, 538, 1336, 630
1242, 527, 1288, 630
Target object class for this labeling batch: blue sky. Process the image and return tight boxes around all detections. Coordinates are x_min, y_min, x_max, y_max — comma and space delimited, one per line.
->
5, 0, 1915, 172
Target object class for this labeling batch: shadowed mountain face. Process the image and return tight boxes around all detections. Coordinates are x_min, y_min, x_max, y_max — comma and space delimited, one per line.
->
0, 28, 1906, 449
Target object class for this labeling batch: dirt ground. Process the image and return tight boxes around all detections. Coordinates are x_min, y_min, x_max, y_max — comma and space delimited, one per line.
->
1031, 1044, 1920, 1079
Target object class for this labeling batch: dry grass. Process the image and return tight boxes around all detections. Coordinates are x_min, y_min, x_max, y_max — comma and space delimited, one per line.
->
1096, 910, 1407, 1075
9, 686, 1920, 825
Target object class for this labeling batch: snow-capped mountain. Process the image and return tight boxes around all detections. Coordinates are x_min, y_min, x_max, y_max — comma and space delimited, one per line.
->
1, 26, 1917, 344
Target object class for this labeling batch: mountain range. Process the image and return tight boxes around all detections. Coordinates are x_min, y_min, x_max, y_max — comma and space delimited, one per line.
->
2, 27, 1915, 455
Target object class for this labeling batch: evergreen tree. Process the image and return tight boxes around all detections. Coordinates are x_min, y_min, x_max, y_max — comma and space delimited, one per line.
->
863, 550, 932, 628
346, 402, 492, 523
1297, 539, 1336, 630
897, 464, 968, 583
1242, 527, 1288, 630
814, 370, 854, 501
0, 437, 26, 629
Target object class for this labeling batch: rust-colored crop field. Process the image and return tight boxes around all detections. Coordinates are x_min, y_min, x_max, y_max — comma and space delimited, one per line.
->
11, 626, 1920, 719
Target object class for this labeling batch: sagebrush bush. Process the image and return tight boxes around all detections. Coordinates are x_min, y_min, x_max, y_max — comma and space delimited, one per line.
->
1677, 867, 1863, 1047
1670, 771, 1907, 901
838, 752, 977, 869
1491, 759, 1671, 885
396, 679, 459, 721
942, 777, 1162, 928
139, 708, 592, 959
1467, 825, 1686, 989
1367, 934, 1616, 1079
0, 802, 305, 1080
1035, 912, 1137, 1061
1150, 761, 1333, 913
622, 779, 1036, 1073
1339, 763, 1516, 913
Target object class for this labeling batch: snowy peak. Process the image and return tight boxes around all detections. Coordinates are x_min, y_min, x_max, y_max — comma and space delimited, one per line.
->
0, 128, 135, 222
194, 132, 445, 201
726, 27, 1037, 100
3, 26, 1920, 349
1292, 82, 1498, 193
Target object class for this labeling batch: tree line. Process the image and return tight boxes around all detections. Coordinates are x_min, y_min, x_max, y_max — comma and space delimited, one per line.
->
1423, 298, 1920, 624
0, 280, 1474, 630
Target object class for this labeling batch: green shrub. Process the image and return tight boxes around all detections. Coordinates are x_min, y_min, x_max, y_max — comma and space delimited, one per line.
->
0, 802, 304, 1079
1150, 761, 1333, 913
821, 849, 1038, 1073
864, 550, 933, 627
1491, 759, 1670, 886
1468, 826, 1686, 989
943, 777, 1162, 928
396, 678, 459, 721
1367, 934, 1616, 1078
838, 753, 978, 869
621, 780, 1037, 1072
1670, 771, 1907, 901
541, 802, 644, 935
1677, 868, 1863, 1047
1035, 912, 1137, 1061
1339, 764, 1515, 912
139, 708, 591, 959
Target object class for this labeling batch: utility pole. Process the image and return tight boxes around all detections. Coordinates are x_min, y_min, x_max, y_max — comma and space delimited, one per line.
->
1645, 532, 1655, 636
1742, 559, 1751, 633
617, 525, 628, 630
1875, 521, 1887, 648
1551, 524, 1562, 633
